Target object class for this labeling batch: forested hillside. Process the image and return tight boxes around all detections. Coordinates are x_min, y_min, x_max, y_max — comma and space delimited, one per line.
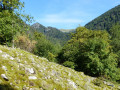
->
85, 5, 120, 31
31, 23, 71, 45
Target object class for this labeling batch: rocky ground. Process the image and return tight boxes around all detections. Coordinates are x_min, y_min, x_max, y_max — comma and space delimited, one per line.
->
0, 45, 119, 90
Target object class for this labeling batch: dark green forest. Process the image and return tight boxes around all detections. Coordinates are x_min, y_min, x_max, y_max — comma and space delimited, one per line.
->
85, 5, 120, 31
0, 0, 120, 87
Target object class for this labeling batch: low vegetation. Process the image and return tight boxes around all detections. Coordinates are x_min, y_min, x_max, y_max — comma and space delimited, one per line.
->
0, 45, 119, 90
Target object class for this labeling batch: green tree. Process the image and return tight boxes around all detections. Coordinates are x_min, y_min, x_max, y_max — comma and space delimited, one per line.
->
58, 27, 119, 80
0, 0, 23, 11
33, 31, 62, 62
0, 0, 32, 46
33, 32, 54, 57
110, 23, 120, 67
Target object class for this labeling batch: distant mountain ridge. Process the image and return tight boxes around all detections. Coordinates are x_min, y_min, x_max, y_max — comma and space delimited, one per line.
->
60, 29, 75, 33
31, 23, 71, 45
85, 5, 120, 31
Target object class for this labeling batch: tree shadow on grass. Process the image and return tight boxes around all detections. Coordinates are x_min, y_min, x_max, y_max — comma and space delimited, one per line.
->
0, 84, 15, 90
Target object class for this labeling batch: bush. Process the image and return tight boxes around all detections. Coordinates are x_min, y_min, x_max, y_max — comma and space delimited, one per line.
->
58, 27, 119, 80
63, 61, 76, 69
14, 34, 36, 52
47, 52, 56, 62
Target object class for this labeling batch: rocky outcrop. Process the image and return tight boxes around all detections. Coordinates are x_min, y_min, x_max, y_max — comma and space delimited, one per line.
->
1, 74, 9, 81
28, 76, 37, 80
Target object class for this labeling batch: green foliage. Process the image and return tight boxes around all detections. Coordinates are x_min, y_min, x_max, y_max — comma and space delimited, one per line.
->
0, 84, 15, 90
58, 27, 119, 80
85, 5, 120, 31
47, 52, 56, 62
110, 23, 120, 67
93, 78, 104, 87
0, 0, 32, 46
110, 23, 120, 51
63, 61, 76, 69
0, 11, 28, 45
32, 31, 62, 62
0, 0, 23, 12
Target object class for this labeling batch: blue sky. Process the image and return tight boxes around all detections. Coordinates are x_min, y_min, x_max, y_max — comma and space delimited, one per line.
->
21, 0, 120, 29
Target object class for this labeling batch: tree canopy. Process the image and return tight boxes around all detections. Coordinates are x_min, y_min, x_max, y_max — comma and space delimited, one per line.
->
0, 0, 30, 46
58, 27, 119, 80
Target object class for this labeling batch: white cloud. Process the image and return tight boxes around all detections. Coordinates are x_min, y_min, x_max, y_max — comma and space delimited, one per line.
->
37, 13, 84, 24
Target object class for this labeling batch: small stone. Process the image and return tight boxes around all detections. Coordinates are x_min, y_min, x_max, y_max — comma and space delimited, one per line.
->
24, 61, 27, 64
16, 58, 20, 63
1, 74, 9, 81
84, 78, 91, 83
36, 56, 38, 58
39, 88, 43, 90
30, 88, 39, 90
0, 50, 2, 53
37, 64, 40, 68
2, 54, 9, 58
103, 81, 107, 84
39, 70, 43, 72
118, 86, 120, 89
25, 68, 35, 74
2, 66, 7, 71
29, 81, 35, 86
108, 84, 114, 87
67, 79, 77, 89
14, 86, 19, 89
68, 72, 71, 76
29, 56, 34, 63
29, 76, 37, 80
84, 83, 90, 90
20, 53, 23, 56
43, 68, 46, 70
10, 56, 14, 60
10, 83, 12, 85
22, 85, 29, 90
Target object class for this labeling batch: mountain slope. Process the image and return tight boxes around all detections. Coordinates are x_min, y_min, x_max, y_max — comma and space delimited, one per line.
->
31, 23, 71, 45
85, 5, 120, 31
0, 45, 119, 90
31, 23, 46, 33
60, 29, 75, 33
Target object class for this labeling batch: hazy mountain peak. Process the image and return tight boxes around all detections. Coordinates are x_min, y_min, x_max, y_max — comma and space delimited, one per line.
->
31, 22, 46, 29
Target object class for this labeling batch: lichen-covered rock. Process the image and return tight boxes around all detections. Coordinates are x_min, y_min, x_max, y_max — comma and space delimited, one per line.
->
1, 74, 9, 81
25, 68, 35, 74
0, 50, 2, 53
28, 76, 37, 80
2, 54, 10, 59
67, 79, 77, 89
10, 56, 14, 60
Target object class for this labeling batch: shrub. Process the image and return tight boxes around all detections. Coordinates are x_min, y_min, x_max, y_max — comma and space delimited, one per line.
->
63, 61, 76, 69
